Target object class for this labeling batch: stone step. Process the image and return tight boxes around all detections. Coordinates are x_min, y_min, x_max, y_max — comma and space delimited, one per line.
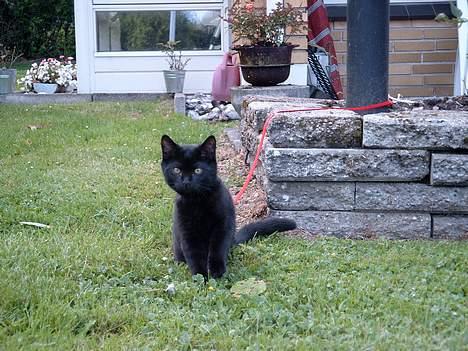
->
355, 183, 468, 213
432, 216, 468, 239
363, 110, 468, 150
265, 181, 468, 213
263, 147, 430, 181
241, 97, 340, 132
265, 180, 355, 211
431, 154, 468, 186
271, 210, 431, 239
267, 109, 362, 148
231, 86, 312, 115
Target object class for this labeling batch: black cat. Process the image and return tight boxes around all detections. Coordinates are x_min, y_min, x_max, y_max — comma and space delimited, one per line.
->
160, 135, 296, 279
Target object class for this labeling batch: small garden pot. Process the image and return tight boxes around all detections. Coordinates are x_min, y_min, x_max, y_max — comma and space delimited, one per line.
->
0, 75, 10, 94
0, 68, 17, 93
33, 82, 58, 94
163, 70, 186, 93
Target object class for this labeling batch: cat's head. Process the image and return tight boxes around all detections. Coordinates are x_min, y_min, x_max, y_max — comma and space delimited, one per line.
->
160, 135, 218, 195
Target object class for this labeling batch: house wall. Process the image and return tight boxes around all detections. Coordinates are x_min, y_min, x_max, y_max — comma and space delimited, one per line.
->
331, 19, 458, 97
75, 0, 233, 94
270, 0, 459, 97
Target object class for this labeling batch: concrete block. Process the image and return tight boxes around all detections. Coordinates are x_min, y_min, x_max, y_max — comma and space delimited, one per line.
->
92, 93, 166, 102
263, 147, 430, 181
355, 183, 468, 213
363, 110, 468, 150
265, 180, 355, 210
241, 99, 331, 132
431, 154, 468, 185
268, 109, 362, 148
432, 216, 468, 239
173, 93, 186, 114
271, 210, 431, 239
1, 93, 92, 104
231, 85, 310, 115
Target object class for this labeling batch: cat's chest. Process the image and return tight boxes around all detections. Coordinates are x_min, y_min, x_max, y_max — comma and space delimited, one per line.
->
175, 198, 223, 230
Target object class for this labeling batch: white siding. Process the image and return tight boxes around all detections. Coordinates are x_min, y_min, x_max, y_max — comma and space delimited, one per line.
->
454, 0, 467, 95
74, 0, 233, 93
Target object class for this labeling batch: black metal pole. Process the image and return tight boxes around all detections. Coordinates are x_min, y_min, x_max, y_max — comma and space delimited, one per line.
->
346, 0, 389, 110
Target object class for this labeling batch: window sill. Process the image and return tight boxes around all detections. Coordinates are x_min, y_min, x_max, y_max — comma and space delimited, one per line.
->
95, 51, 223, 58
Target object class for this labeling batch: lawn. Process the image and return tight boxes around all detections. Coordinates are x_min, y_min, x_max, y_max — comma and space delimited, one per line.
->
0, 101, 466, 350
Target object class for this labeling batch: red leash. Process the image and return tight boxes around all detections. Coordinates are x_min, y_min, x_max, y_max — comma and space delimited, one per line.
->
233, 100, 394, 205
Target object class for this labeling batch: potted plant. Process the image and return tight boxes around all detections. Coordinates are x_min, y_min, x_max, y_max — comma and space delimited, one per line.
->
0, 44, 23, 94
222, 0, 305, 86
19, 56, 77, 94
160, 41, 191, 94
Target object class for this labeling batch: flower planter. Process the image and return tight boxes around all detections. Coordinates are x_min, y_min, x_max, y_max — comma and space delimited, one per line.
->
163, 70, 186, 93
33, 83, 58, 94
235, 45, 297, 86
0, 68, 17, 93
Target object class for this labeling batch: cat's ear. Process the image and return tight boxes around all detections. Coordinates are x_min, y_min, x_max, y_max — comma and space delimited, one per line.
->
199, 135, 216, 161
161, 135, 179, 160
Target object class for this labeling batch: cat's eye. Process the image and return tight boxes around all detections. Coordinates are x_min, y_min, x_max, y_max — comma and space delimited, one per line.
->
173, 167, 181, 175
194, 168, 203, 174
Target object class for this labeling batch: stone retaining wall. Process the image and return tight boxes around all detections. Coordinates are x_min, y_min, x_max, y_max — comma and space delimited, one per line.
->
240, 96, 468, 239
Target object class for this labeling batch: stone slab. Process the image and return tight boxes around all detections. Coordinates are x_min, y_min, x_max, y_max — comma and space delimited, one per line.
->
432, 216, 468, 239
355, 183, 468, 213
231, 85, 310, 115
240, 121, 262, 160
363, 110, 468, 150
431, 154, 468, 186
268, 109, 362, 148
0, 93, 92, 104
265, 180, 355, 210
241, 99, 336, 132
0, 92, 172, 104
92, 93, 167, 102
263, 147, 430, 181
271, 210, 431, 239
173, 93, 186, 114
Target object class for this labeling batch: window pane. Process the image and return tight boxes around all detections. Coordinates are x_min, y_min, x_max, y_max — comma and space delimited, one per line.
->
175, 10, 221, 50
96, 11, 170, 51
96, 10, 222, 52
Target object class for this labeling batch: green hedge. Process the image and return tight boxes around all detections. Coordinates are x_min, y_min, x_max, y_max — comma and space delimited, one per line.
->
0, 0, 75, 59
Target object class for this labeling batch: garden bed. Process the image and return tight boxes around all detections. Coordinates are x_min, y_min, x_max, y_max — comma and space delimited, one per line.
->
238, 95, 468, 240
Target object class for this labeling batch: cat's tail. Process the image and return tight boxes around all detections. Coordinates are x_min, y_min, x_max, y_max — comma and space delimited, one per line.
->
234, 217, 296, 245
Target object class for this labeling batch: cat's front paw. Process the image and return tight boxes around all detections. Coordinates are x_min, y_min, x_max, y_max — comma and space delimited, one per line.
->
209, 263, 226, 279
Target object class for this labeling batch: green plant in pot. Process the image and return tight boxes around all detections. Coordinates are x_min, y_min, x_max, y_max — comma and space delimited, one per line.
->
222, 0, 305, 86
0, 44, 23, 94
160, 41, 191, 94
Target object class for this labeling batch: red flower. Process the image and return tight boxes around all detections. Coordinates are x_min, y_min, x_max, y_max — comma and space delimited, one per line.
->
245, 3, 254, 12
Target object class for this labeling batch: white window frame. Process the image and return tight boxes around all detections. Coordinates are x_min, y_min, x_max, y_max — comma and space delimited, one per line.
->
93, 1, 227, 58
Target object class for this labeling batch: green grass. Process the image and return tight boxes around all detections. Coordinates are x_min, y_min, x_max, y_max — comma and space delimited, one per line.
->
0, 101, 467, 350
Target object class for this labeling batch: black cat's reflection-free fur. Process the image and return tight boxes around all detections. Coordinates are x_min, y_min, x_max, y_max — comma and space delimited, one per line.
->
161, 135, 296, 279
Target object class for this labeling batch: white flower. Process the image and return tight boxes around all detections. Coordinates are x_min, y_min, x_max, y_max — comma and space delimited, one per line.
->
20, 57, 78, 92
165, 283, 176, 295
